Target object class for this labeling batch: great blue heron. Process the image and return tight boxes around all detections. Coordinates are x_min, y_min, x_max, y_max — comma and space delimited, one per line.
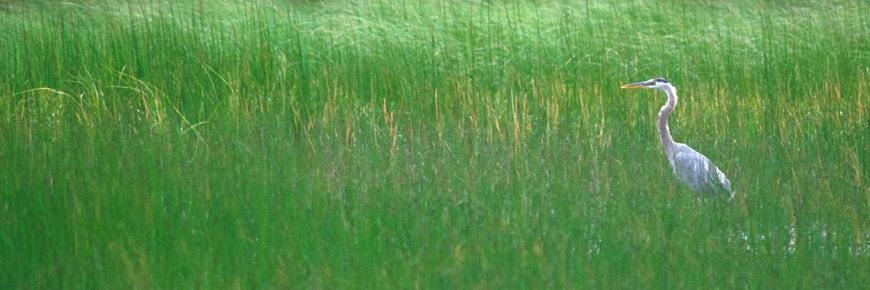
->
621, 78, 733, 199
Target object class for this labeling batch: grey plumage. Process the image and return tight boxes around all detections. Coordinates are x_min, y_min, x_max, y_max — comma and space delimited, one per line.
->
622, 78, 733, 198
671, 143, 732, 197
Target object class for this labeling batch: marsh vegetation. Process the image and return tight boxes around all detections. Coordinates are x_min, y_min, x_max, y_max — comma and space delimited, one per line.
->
1, 0, 868, 288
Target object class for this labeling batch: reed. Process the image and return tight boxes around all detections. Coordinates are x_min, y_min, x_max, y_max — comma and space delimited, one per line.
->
1, 0, 868, 288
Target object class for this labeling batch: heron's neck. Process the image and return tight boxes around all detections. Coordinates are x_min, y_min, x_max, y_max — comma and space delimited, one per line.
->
658, 85, 677, 160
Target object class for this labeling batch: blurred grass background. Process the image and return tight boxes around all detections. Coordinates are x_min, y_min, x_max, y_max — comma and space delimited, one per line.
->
1, 0, 868, 288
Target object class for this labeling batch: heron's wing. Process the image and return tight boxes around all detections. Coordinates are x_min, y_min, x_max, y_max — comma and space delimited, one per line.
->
671, 144, 731, 196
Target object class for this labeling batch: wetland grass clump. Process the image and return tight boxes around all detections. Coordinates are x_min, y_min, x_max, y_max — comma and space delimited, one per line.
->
1, 0, 868, 288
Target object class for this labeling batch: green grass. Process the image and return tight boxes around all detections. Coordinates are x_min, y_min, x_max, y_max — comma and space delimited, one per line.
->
1, 0, 868, 288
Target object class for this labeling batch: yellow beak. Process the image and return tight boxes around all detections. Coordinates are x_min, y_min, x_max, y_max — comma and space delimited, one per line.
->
621, 81, 653, 89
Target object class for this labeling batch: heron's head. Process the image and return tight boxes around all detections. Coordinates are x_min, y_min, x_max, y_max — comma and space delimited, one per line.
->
621, 78, 671, 90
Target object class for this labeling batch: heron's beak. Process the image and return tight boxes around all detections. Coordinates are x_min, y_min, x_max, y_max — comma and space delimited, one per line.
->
620, 81, 653, 89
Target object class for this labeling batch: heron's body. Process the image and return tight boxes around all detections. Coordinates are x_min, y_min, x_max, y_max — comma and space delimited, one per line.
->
671, 143, 732, 196
623, 78, 732, 198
